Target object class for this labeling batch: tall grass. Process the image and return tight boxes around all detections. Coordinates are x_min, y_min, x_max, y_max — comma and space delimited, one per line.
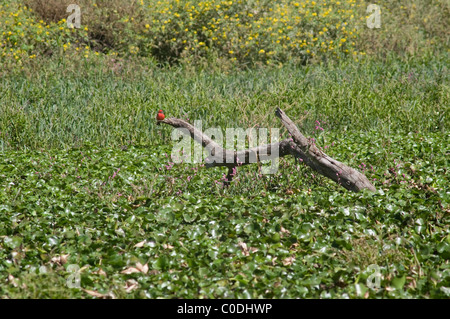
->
0, 54, 448, 151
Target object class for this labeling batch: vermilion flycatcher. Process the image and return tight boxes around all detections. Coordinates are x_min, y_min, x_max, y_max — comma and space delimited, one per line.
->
156, 109, 165, 121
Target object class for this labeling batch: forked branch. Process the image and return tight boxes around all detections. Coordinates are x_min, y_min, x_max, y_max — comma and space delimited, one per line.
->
160, 109, 376, 192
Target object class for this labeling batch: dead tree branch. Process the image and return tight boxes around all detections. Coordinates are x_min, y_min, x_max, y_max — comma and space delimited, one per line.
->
160, 109, 376, 192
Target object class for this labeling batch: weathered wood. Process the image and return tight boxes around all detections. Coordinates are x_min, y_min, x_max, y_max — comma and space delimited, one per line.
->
160, 109, 376, 192
275, 108, 376, 192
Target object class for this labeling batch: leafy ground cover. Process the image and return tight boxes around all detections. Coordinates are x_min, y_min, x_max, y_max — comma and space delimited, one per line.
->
0, 129, 448, 298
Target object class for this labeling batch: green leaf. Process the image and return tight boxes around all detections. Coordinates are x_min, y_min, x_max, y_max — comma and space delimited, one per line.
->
391, 275, 406, 290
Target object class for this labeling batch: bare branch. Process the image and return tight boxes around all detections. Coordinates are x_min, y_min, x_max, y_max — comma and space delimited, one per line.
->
159, 110, 376, 192
275, 108, 376, 192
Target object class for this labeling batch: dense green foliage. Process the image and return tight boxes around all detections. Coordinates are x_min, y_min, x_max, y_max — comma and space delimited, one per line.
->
1, 0, 448, 69
1, 56, 448, 151
1, 130, 449, 298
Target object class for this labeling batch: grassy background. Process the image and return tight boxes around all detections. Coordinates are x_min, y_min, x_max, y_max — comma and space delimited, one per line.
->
0, 0, 449, 299
1, 56, 448, 151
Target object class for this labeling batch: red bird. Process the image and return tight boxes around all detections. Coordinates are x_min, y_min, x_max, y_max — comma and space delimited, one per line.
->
156, 109, 165, 121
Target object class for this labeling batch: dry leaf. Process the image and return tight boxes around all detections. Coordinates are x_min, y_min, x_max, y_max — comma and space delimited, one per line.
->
121, 262, 149, 274
83, 289, 114, 299
124, 279, 139, 293
80, 265, 90, 272
238, 242, 249, 256
280, 226, 290, 235
121, 267, 141, 274
238, 241, 248, 250
406, 276, 416, 289
51, 256, 60, 264
84, 289, 104, 297
134, 240, 146, 248
135, 262, 149, 274
282, 256, 295, 266
93, 268, 107, 276
163, 243, 174, 250
50, 254, 70, 265
60, 254, 69, 264
272, 257, 278, 266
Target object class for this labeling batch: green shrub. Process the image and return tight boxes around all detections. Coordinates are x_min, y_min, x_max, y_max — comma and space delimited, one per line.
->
0, 0, 448, 69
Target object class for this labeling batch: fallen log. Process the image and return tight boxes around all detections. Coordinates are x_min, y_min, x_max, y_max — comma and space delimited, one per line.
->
159, 108, 376, 192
